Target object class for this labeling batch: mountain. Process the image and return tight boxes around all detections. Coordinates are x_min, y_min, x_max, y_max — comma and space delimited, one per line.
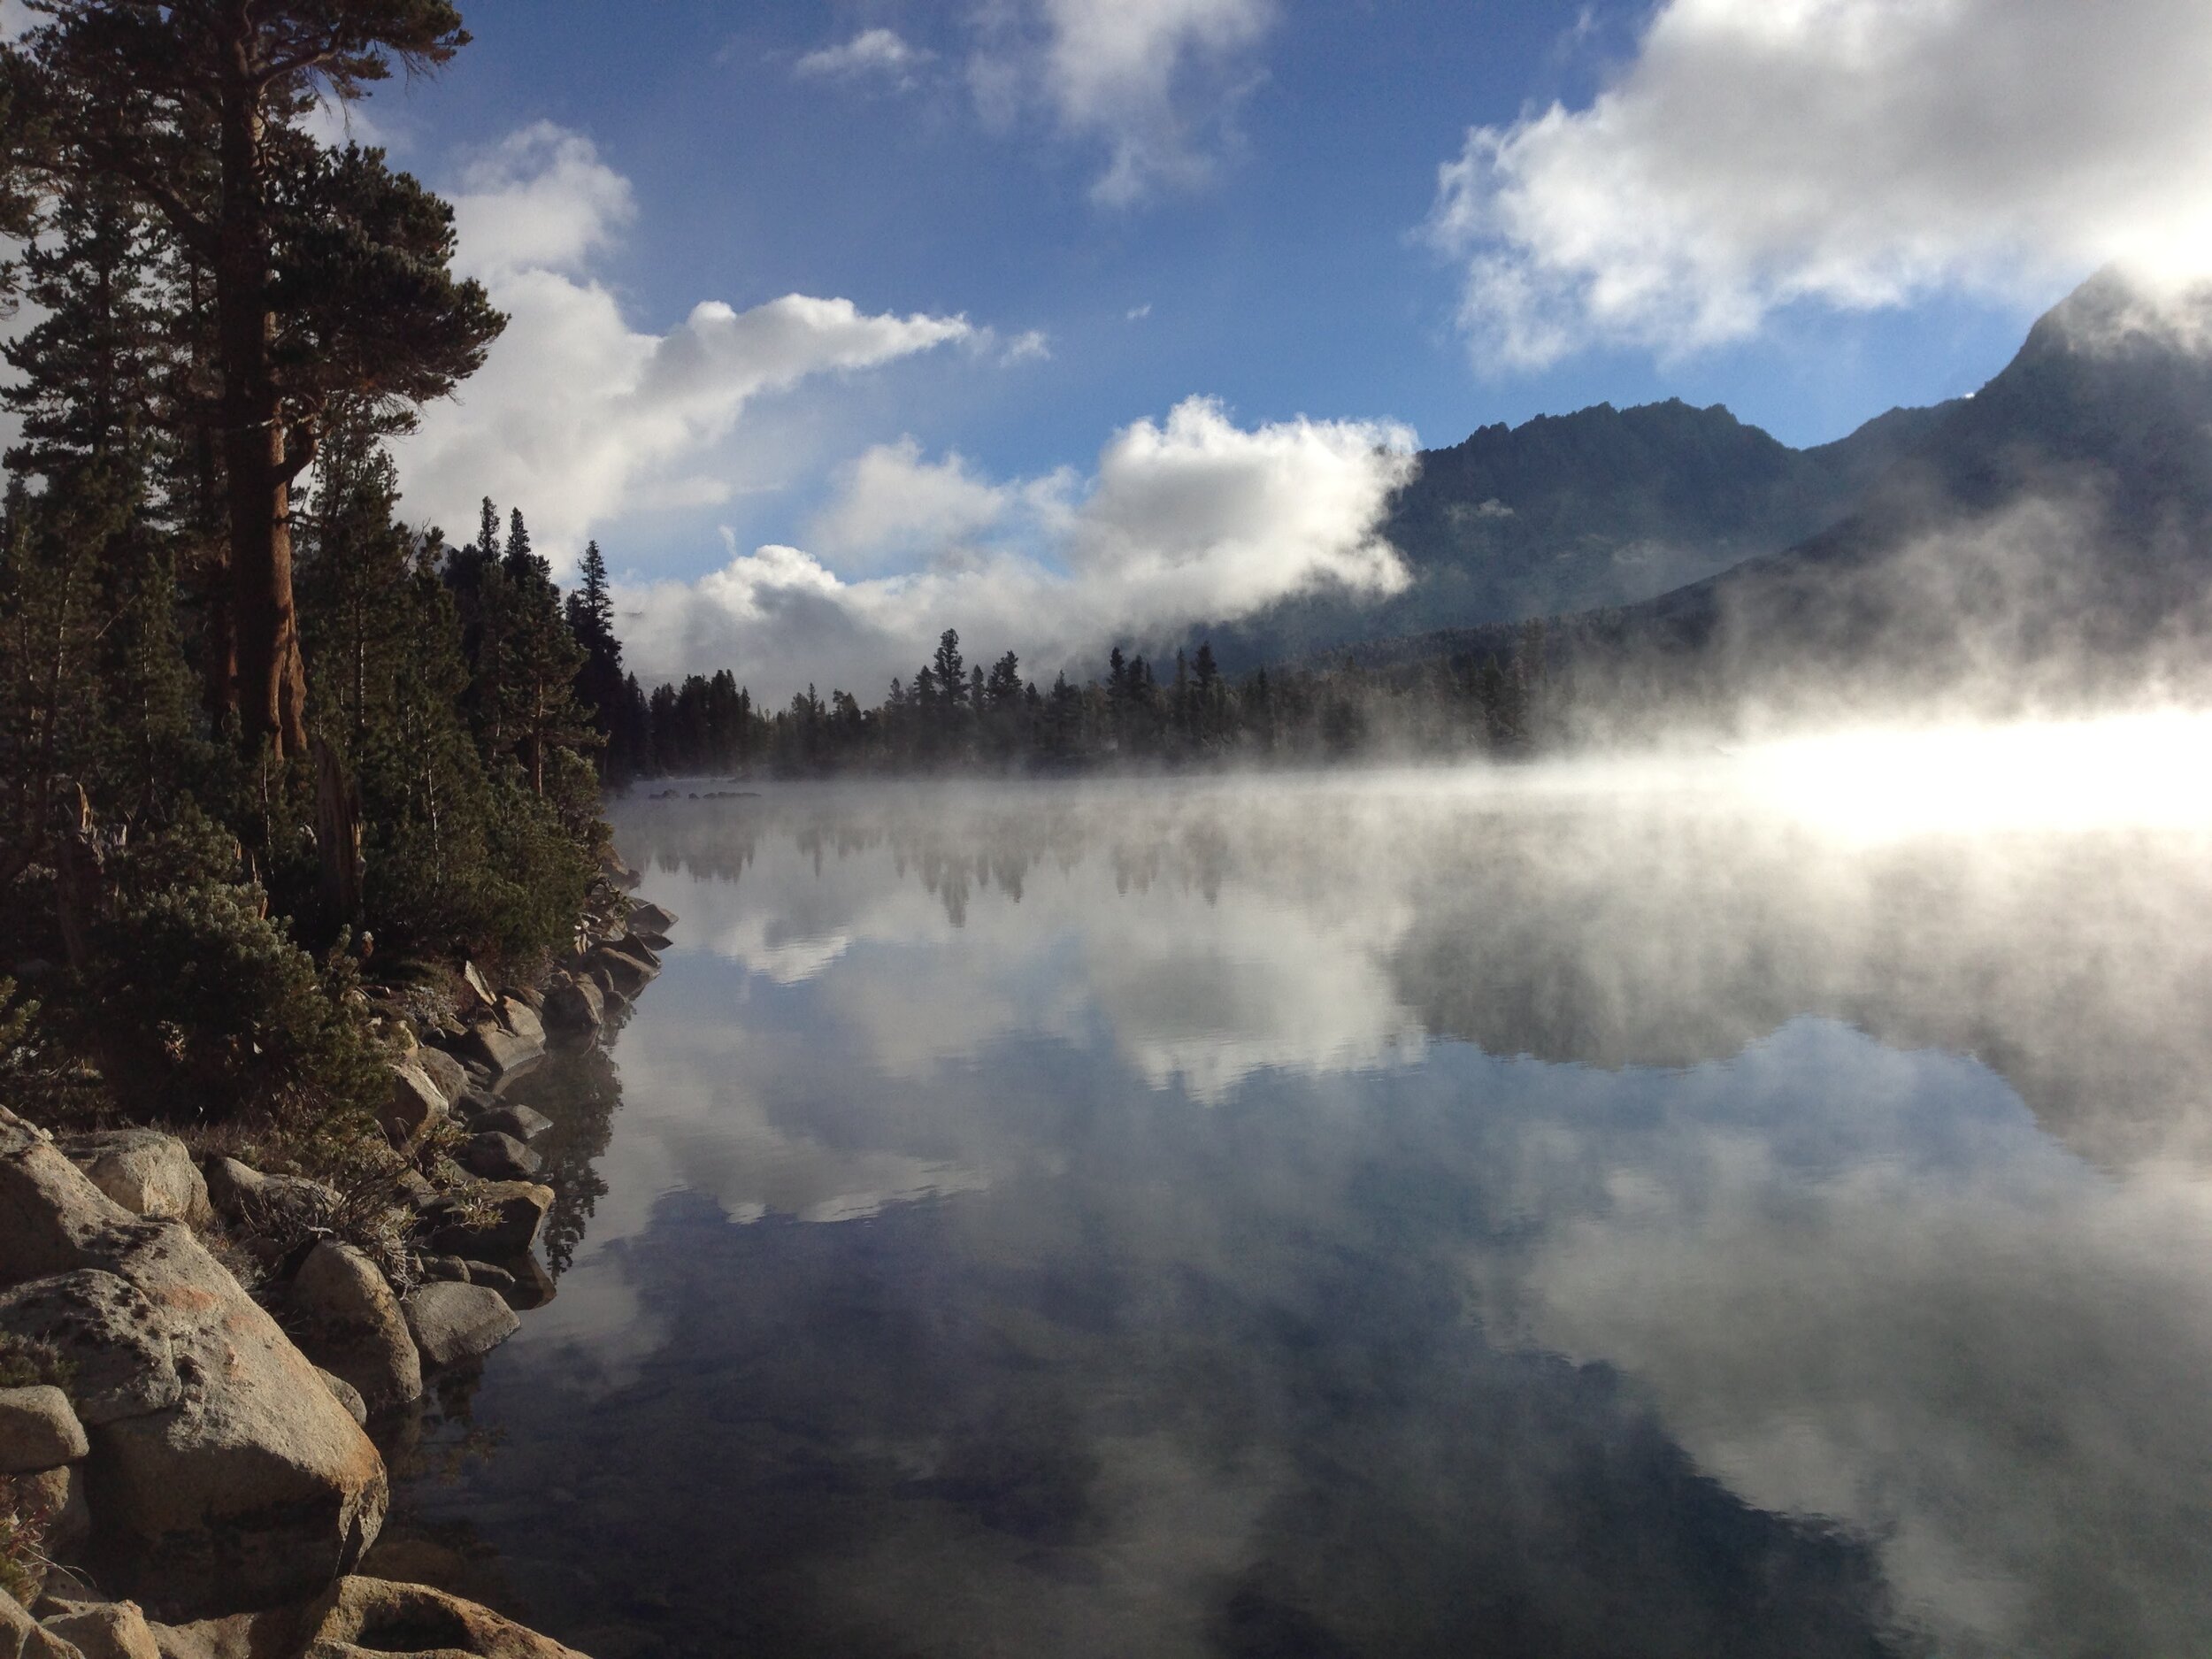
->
1340, 270, 2212, 713
1188, 395, 1954, 672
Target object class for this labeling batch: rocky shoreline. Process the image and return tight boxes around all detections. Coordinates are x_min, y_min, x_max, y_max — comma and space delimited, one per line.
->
0, 864, 677, 1658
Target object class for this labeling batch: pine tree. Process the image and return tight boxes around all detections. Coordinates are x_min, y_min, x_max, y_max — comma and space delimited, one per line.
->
565, 540, 627, 778
933, 630, 965, 717
492, 510, 591, 795
21, 3, 503, 758
0, 172, 203, 882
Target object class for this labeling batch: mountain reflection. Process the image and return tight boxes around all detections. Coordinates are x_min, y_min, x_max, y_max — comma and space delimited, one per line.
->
386, 775, 2212, 1659
622, 776, 2212, 1168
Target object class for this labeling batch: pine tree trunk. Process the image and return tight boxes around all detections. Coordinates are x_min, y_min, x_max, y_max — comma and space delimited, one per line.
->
215, 33, 307, 760
313, 736, 364, 924
222, 403, 307, 758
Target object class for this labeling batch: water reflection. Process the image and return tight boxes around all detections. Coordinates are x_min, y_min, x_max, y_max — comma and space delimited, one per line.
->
383, 775, 2212, 1659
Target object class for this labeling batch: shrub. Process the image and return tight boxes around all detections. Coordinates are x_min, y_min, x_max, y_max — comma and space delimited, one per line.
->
0, 1480, 49, 1606
82, 874, 387, 1126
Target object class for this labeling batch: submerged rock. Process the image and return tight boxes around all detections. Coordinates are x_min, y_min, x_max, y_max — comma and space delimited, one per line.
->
306, 1577, 591, 1658
454, 1021, 541, 1081
461, 1133, 541, 1183
475, 1104, 552, 1144
540, 976, 604, 1038
401, 1284, 518, 1371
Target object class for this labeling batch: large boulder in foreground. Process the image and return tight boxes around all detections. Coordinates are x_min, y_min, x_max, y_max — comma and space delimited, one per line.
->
0, 1109, 386, 1622
59, 1134, 211, 1230
311, 1577, 588, 1658
142, 1576, 591, 1659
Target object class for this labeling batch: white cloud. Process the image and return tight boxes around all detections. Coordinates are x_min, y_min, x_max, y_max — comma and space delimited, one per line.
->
1430, 0, 2212, 367
973, 0, 1278, 204
449, 122, 634, 278
1000, 327, 1052, 364
805, 438, 1045, 571
795, 27, 932, 87
1126, 303, 1153, 321
389, 126, 970, 561
618, 396, 1417, 696
0, 1, 28, 42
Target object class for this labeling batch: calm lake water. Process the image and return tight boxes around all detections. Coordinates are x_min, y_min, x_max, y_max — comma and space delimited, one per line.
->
380, 764, 2212, 1659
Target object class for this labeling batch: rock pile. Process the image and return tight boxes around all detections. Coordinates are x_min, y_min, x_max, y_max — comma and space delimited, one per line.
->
0, 1107, 384, 1620
0, 888, 680, 1655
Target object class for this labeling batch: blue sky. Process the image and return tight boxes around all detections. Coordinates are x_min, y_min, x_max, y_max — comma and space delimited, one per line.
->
424, 0, 2031, 472
12, 0, 2199, 693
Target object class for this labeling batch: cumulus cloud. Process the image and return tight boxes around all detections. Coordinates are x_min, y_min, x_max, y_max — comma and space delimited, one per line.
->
973, 0, 1278, 204
389, 126, 970, 559
449, 122, 634, 277
0, 0, 27, 42
1430, 0, 2212, 367
805, 438, 1065, 572
619, 396, 1417, 696
795, 27, 931, 87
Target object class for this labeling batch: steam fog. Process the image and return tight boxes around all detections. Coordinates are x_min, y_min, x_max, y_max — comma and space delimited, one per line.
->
389, 739, 2212, 1657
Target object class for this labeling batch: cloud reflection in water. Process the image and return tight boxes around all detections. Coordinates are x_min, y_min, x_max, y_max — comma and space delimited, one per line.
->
396, 770, 2212, 1657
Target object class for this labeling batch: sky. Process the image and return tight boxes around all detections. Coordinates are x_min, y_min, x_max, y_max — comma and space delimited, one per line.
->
9, 0, 2212, 695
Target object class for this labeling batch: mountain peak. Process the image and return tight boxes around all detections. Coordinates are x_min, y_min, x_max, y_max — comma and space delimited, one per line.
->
2015, 265, 2212, 370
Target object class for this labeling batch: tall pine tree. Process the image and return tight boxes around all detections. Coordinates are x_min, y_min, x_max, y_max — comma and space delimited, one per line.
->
20, 1, 503, 758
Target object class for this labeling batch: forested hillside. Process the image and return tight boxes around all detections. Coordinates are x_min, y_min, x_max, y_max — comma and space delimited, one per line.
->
0, 5, 630, 1138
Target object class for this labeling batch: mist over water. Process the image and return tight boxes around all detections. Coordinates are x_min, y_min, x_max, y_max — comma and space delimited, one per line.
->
384, 720, 2212, 1658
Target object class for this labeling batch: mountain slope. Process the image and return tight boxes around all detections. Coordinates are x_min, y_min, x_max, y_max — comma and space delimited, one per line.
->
1340, 271, 2212, 713
1191, 396, 1952, 672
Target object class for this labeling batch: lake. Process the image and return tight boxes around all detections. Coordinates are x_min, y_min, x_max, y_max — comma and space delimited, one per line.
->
379, 756, 2212, 1659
